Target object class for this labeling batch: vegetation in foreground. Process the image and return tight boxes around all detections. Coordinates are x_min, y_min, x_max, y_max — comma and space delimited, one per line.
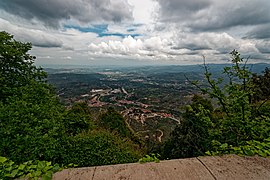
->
0, 31, 145, 179
161, 50, 270, 159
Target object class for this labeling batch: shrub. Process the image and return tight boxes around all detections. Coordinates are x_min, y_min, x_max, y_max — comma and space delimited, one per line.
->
62, 131, 143, 166
162, 50, 270, 159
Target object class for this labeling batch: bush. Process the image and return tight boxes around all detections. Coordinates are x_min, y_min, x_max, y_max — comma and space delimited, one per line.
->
161, 50, 270, 159
62, 131, 143, 166
63, 102, 94, 135
98, 107, 131, 138
162, 103, 213, 158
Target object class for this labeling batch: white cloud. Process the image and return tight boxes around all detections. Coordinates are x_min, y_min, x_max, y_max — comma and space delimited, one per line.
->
88, 31, 263, 63
128, 0, 158, 23
89, 35, 174, 59
174, 32, 238, 52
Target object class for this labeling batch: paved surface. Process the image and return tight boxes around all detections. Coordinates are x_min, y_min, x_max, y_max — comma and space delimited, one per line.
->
53, 155, 270, 180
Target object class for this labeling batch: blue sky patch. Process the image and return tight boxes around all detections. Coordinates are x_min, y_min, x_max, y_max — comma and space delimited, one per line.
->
64, 24, 108, 34
64, 24, 141, 38
127, 28, 136, 32
98, 32, 140, 38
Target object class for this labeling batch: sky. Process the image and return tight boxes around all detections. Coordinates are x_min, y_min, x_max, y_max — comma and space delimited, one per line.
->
0, 0, 270, 66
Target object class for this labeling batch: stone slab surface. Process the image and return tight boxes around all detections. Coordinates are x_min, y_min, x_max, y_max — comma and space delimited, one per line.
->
53, 167, 95, 180
53, 155, 270, 180
198, 155, 270, 180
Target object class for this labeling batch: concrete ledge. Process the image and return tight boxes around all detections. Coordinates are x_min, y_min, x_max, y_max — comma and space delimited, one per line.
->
53, 155, 270, 180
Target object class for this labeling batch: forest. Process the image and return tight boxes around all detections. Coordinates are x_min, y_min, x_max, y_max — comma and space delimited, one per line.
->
0, 31, 270, 179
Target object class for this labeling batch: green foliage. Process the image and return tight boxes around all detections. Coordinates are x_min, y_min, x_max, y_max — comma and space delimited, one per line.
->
0, 156, 63, 180
99, 107, 131, 137
0, 88, 143, 166
0, 31, 46, 102
0, 83, 67, 163
139, 154, 160, 163
252, 67, 270, 102
0, 84, 143, 167
191, 94, 213, 113
162, 50, 270, 159
63, 102, 94, 135
98, 107, 145, 150
62, 131, 143, 167
207, 138, 270, 157
0, 31, 66, 163
162, 101, 213, 158
0, 31, 145, 168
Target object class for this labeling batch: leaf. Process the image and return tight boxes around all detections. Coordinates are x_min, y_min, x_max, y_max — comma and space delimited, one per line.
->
43, 165, 53, 172
7, 161, 14, 166
10, 169, 19, 178
0, 156, 8, 163
220, 143, 228, 149
243, 149, 254, 156
52, 164, 61, 172
258, 150, 267, 157
4, 173, 13, 177
37, 161, 46, 170
42, 173, 52, 180
29, 164, 37, 169
18, 164, 26, 170
5, 166, 13, 172
42, 175, 52, 180
32, 170, 42, 177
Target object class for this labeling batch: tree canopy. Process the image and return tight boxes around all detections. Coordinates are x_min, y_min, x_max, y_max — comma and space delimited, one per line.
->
0, 31, 144, 172
0, 31, 46, 102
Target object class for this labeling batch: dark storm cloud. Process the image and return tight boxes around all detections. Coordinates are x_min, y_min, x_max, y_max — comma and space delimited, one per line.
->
245, 24, 270, 39
192, 1, 270, 31
16, 30, 63, 48
0, 0, 133, 28
156, 0, 270, 31
30, 39, 63, 48
156, 0, 211, 21
0, 18, 63, 48
180, 44, 211, 51
256, 41, 270, 54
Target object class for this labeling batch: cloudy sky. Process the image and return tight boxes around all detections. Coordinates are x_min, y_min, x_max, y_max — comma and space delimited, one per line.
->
0, 0, 270, 66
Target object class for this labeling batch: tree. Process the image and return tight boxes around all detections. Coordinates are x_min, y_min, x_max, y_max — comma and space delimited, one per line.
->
0, 31, 145, 166
162, 96, 213, 158
0, 31, 65, 162
99, 107, 131, 138
162, 50, 270, 159
191, 50, 257, 145
252, 67, 270, 102
63, 102, 95, 135
0, 31, 46, 102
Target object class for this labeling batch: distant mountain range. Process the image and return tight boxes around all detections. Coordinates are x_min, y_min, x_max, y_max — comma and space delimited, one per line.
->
44, 63, 269, 75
